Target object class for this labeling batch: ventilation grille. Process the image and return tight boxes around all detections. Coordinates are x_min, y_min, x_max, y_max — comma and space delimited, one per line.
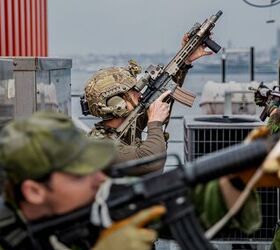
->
184, 117, 279, 241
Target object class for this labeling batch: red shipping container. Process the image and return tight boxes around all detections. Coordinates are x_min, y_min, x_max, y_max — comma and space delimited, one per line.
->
0, 0, 48, 56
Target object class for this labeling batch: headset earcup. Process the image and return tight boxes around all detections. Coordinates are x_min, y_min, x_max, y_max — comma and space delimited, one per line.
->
107, 96, 129, 117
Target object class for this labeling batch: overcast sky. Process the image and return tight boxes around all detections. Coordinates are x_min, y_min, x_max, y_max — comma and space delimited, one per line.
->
48, 0, 280, 56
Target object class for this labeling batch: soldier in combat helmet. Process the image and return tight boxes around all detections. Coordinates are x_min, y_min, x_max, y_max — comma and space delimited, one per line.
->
82, 34, 212, 175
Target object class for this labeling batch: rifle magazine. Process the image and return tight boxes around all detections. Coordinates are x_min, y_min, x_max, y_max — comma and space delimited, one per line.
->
171, 87, 196, 107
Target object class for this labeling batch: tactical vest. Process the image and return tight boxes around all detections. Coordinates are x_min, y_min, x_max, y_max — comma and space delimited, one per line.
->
0, 198, 100, 250
0, 198, 40, 250
89, 120, 144, 146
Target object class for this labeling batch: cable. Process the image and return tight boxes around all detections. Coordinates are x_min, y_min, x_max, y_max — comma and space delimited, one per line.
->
242, 0, 280, 8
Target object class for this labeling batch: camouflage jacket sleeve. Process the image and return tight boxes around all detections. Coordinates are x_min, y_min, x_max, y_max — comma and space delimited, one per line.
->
270, 226, 280, 250
172, 64, 192, 87
267, 110, 280, 250
191, 180, 261, 235
116, 121, 166, 175
267, 109, 280, 134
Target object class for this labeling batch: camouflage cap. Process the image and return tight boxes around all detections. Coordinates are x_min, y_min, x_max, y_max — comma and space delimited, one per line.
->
84, 60, 141, 119
0, 112, 116, 184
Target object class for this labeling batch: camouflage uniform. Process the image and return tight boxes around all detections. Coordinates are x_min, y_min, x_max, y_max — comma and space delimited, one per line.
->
268, 109, 280, 134
0, 112, 116, 250
253, 88, 280, 249
267, 109, 280, 250
90, 117, 166, 175
271, 222, 280, 250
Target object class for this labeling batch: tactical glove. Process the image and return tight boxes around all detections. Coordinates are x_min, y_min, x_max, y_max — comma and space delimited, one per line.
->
254, 87, 269, 107
93, 205, 166, 250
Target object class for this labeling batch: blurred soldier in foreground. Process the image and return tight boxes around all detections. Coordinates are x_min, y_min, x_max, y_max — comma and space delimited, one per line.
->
1, 112, 278, 250
0, 112, 164, 250
262, 136, 280, 250
254, 85, 280, 250
82, 34, 212, 175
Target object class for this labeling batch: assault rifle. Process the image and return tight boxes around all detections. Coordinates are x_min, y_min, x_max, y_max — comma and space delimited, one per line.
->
28, 133, 279, 250
249, 83, 280, 121
114, 11, 223, 142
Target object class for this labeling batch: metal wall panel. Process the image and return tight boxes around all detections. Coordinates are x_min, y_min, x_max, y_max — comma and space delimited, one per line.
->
0, 59, 14, 128
10, 57, 72, 117
0, 0, 48, 56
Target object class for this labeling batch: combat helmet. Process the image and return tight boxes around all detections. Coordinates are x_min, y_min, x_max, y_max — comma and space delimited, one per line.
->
83, 60, 142, 120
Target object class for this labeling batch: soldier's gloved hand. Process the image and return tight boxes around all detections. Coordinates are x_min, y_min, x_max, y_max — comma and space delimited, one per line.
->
254, 84, 271, 107
93, 205, 166, 250
254, 90, 267, 107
